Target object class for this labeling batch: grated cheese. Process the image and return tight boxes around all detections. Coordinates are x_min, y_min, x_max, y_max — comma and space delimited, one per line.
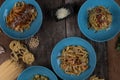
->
56, 8, 70, 19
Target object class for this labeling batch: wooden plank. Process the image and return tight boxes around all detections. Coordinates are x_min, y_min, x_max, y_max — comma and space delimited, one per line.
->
0, 0, 4, 5
0, 33, 12, 64
0, 0, 66, 79
91, 42, 108, 79
65, 0, 108, 80
115, 0, 120, 4
0, 0, 12, 64
65, 0, 85, 37
24, 0, 66, 70
0, 0, 119, 80
107, 0, 120, 80
108, 33, 120, 80
0, 0, 66, 69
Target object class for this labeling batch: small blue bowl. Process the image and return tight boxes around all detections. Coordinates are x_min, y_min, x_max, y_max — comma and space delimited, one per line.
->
78, 0, 120, 42
17, 66, 58, 80
0, 0, 43, 40
51, 37, 96, 80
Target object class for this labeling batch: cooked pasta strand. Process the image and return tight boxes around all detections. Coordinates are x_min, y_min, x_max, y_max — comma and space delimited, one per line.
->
59, 45, 88, 75
88, 6, 112, 31
6, 2, 37, 32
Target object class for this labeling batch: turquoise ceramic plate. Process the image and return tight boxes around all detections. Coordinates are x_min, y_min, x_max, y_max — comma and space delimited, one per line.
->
51, 37, 96, 80
0, 0, 42, 40
17, 66, 58, 80
78, 0, 120, 42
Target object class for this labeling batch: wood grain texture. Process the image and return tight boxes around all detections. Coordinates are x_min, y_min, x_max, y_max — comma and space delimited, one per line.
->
108, 33, 120, 80
26, 0, 66, 69
107, 1, 120, 80
65, 0, 108, 80
0, 0, 13, 63
0, 33, 12, 64
0, 0, 120, 80
0, 1, 14, 64
65, 0, 85, 37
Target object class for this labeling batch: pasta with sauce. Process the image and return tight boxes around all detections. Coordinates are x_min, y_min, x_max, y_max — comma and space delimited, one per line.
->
59, 45, 88, 75
88, 6, 112, 31
6, 1, 37, 32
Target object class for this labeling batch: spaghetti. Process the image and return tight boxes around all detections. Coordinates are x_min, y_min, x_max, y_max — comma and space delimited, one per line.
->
88, 6, 112, 31
59, 45, 88, 75
0, 59, 24, 80
6, 2, 37, 32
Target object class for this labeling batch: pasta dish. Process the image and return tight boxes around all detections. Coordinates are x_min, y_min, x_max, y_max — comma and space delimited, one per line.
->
88, 6, 112, 31
59, 45, 88, 75
6, 2, 37, 32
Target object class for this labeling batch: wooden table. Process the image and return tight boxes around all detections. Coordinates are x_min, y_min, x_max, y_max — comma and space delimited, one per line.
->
0, 0, 120, 80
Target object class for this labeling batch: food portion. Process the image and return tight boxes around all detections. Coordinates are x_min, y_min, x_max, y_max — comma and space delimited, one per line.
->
89, 75, 104, 80
28, 36, 39, 49
56, 8, 70, 20
59, 45, 88, 75
0, 59, 24, 80
9, 40, 35, 65
88, 6, 112, 31
33, 74, 49, 80
6, 1, 37, 32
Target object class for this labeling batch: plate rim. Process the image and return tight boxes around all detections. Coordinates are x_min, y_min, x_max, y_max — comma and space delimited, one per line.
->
51, 37, 96, 80
17, 66, 58, 80
0, 0, 43, 40
77, 0, 120, 42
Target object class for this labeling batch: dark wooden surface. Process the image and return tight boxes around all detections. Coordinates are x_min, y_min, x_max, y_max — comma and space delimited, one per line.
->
0, 0, 120, 80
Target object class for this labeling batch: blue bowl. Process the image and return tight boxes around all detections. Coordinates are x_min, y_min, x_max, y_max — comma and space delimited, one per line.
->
51, 37, 96, 80
0, 0, 43, 40
17, 66, 58, 80
78, 0, 120, 42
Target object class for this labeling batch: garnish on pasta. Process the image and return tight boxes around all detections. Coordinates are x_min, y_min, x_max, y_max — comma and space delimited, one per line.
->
88, 6, 112, 31
6, 1, 37, 32
59, 45, 88, 75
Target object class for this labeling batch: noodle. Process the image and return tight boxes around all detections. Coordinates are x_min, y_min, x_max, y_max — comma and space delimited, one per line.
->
6, 1, 37, 32
9, 40, 35, 65
22, 52, 35, 65
88, 6, 112, 31
89, 75, 104, 80
59, 45, 88, 75
33, 74, 49, 80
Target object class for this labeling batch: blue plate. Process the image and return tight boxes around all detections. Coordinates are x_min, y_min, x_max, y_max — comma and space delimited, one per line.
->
0, 0, 43, 40
51, 37, 96, 80
78, 0, 120, 42
17, 66, 58, 80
